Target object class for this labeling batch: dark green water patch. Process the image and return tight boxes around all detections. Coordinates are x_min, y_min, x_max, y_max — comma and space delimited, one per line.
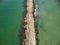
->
0, 0, 26, 45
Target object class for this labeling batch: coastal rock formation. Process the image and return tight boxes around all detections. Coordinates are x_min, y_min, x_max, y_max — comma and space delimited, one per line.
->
23, 0, 36, 45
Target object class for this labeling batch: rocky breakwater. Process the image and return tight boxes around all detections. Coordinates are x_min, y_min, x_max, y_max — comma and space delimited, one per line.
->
23, 0, 36, 45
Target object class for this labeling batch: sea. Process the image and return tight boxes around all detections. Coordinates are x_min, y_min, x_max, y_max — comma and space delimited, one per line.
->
35, 0, 60, 45
0, 0, 26, 45
0, 0, 60, 45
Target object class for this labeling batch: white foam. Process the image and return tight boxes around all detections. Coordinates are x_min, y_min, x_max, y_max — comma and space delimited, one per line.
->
34, 4, 38, 17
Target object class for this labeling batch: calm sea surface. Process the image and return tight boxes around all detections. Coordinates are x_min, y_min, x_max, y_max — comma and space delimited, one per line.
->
0, 0, 60, 45
0, 0, 26, 45
35, 0, 60, 45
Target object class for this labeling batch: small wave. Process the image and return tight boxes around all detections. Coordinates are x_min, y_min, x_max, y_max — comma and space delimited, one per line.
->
34, 4, 38, 17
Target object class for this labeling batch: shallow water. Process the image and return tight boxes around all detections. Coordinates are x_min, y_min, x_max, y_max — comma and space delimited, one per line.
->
0, 0, 26, 45
35, 0, 60, 45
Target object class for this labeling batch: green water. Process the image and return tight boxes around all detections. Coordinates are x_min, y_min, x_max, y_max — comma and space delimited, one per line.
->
0, 0, 60, 45
36, 0, 60, 45
0, 0, 26, 45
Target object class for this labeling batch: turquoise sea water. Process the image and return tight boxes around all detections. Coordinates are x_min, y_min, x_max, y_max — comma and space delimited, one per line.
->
0, 0, 26, 45
35, 0, 60, 45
